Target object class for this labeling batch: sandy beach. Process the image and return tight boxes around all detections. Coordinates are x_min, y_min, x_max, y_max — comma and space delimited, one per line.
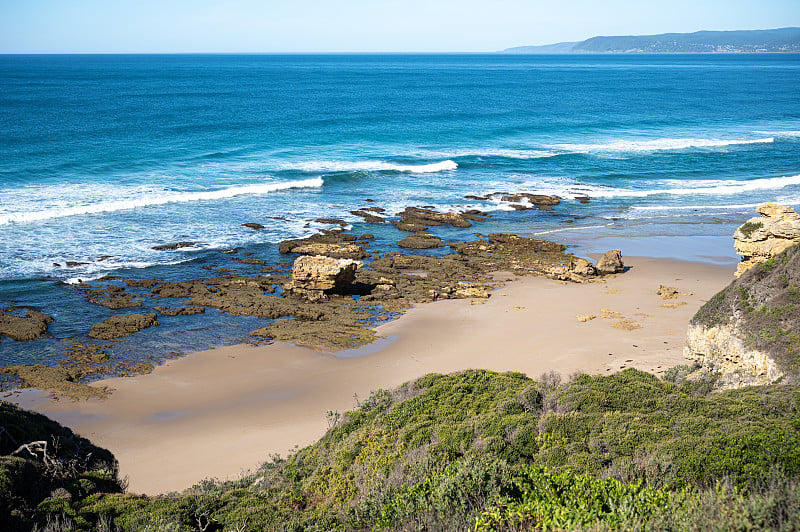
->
7, 255, 735, 494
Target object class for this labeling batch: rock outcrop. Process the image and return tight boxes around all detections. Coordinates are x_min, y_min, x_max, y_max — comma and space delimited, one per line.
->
596, 249, 625, 274
89, 313, 159, 340
289, 242, 367, 260
684, 242, 800, 389
0, 310, 53, 342
288, 255, 362, 301
398, 232, 444, 249
733, 202, 800, 277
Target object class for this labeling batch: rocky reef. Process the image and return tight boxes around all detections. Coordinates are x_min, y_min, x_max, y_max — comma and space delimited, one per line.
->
685, 241, 800, 389
734, 202, 800, 277
88, 313, 159, 340
0, 311, 53, 342
2, 201, 625, 394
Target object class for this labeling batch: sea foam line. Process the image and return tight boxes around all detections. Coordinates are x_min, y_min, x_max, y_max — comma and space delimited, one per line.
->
550, 137, 774, 154
287, 159, 457, 173
0, 178, 324, 225
413, 149, 561, 160
564, 173, 800, 199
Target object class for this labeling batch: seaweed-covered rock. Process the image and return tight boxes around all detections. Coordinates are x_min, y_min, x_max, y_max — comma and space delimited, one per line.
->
395, 207, 472, 229
391, 220, 429, 232
450, 233, 594, 282
152, 241, 196, 251
685, 243, 800, 389
350, 210, 386, 223
398, 232, 444, 249
1, 343, 112, 400
88, 313, 159, 340
153, 306, 206, 316
734, 203, 800, 277
290, 242, 367, 260
81, 285, 142, 309
186, 277, 290, 318
279, 233, 359, 254
241, 222, 265, 230
0, 311, 53, 342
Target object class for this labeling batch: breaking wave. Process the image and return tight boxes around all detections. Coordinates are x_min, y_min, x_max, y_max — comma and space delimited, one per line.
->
0, 178, 324, 225
286, 159, 458, 173
550, 137, 774, 154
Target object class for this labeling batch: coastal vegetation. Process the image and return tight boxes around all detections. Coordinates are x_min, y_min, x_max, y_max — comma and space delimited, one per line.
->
3, 368, 799, 530
690, 243, 800, 376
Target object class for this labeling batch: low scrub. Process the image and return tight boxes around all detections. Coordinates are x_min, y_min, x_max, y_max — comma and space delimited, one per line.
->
5, 369, 800, 530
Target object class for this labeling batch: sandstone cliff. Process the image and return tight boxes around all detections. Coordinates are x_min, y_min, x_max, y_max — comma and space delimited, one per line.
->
734, 202, 800, 277
684, 242, 800, 389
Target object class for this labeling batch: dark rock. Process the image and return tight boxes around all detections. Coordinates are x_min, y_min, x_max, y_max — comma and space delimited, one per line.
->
391, 220, 429, 232
279, 233, 358, 254
152, 242, 196, 251
124, 279, 160, 289
314, 218, 348, 226
488, 233, 565, 252
232, 257, 268, 265
154, 306, 206, 316
398, 233, 445, 249
350, 210, 386, 223
0, 310, 53, 342
88, 313, 159, 340
241, 223, 265, 230
82, 285, 142, 309
396, 207, 472, 228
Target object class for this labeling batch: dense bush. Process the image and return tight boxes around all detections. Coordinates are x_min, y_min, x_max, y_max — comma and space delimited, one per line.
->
6, 369, 800, 530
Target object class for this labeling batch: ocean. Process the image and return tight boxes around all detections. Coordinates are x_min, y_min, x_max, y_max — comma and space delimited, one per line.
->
1, 53, 799, 369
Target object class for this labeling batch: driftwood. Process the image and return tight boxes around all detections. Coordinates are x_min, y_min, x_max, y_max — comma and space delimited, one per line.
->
11, 440, 52, 466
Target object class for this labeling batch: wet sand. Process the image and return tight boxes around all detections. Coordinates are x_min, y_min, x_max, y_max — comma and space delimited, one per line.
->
11, 256, 734, 494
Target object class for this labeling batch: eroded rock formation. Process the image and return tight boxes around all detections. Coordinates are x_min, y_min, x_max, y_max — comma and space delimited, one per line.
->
684, 243, 800, 389
734, 202, 800, 277
288, 255, 362, 302
596, 249, 625, 274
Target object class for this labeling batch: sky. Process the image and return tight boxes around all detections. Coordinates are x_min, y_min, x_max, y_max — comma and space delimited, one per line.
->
1, 0, 799, 53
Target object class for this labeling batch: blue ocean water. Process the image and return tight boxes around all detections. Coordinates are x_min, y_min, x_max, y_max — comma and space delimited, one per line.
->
1, 54, 799, 368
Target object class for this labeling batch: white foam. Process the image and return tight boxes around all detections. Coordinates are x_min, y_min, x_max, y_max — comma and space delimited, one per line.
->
576, 173, 800, 199
550, 137, 774, 154
286, 159, 457, 173
413, 148, 561, 160
0, 178, 323, 225
630, 203, 763, 211
753, 130, 800, 138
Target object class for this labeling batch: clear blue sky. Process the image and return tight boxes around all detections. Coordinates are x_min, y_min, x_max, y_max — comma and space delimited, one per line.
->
2, 0, 799, 53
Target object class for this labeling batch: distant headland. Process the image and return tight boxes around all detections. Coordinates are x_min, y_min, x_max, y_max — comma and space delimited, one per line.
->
504, 27, 800, 53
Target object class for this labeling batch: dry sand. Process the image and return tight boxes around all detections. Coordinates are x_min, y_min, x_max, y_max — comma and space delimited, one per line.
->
10, 256, 733, 494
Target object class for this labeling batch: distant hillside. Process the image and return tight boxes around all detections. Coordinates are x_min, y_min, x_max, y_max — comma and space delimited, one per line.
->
504, 27, 800, 53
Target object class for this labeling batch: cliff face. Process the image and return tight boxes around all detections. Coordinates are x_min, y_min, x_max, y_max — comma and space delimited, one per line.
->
734, 202, 800, 277
685, 241, 800, 389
